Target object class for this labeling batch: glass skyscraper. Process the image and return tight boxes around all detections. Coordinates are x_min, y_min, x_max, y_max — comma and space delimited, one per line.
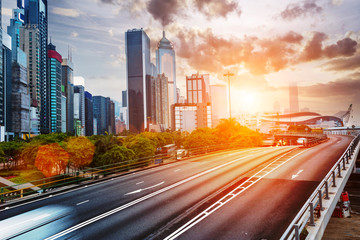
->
62, 58, 74, 134
84, 91, 93, 136
23, 0, 48, 133
47, 43, 62, 133
156, 31, 176, 125
125, 28, 152, 132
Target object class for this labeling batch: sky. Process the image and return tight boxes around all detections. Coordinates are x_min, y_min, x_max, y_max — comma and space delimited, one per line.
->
1, 0, 360, 116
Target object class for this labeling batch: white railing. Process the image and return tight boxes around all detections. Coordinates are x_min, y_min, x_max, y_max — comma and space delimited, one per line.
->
281, 134, 360, 240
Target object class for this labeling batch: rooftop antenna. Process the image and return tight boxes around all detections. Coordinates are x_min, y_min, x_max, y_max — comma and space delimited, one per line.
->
162, 16, 165, 38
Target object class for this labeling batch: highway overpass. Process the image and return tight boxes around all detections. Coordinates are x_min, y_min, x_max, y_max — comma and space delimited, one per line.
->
0, 135, 357, 240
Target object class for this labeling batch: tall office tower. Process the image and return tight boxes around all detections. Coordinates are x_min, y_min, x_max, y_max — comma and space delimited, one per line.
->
0, 0, 3, 132
62, 58, 74, 134
156, 31, 176, 122
122, 90, 127, 107
47, 43, 62, 133
273, 101, 280, 113
186, 73, 211, 104
171, 103, 212, 132
93, 95, 109, 135
19, 25, 41, 133
151, 74, 169, 128
23, 0, 48, 133
2, 31, 13, 140
61, 95, 66, 132
7, 9, 30, 137
84, 91, 93, 136
210, 85, 227, 127
289, 81, 299, 113
109, 100, 115, 134
125, 28, 152, 132
74, 85, 85, 136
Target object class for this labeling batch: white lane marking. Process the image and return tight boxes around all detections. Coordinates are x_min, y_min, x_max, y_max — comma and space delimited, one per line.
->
164, 148, 309, 240
125, 181, 165, 195
76, 200, 89, 206
136, 181, 144, 185
44, 153, 258, 240
174, 169, 181, 172
337, 141, 341, 144
291, 170, 304, 179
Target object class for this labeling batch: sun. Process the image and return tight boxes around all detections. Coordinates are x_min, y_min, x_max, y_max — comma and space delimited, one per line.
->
231, 89, 260, 114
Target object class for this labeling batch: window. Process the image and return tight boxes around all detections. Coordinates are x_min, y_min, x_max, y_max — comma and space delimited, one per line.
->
198, 80, 202, 90
187, 80, 192, 90
193, 91, 197, 103
193, 80, 197, 91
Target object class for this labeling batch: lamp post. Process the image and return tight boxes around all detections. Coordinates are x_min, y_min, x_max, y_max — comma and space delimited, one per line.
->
224, 71, 234, 119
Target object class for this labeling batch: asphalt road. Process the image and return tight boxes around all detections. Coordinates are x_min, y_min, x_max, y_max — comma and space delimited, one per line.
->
0, 135, 353, 240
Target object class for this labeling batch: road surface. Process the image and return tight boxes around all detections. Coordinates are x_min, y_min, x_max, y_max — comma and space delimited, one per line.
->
0, 135, 353, 240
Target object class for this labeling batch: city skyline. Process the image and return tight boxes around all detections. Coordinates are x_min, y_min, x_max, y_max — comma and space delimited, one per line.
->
2, 0, 359, 115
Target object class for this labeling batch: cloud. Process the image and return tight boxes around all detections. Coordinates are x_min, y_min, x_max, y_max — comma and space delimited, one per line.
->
71, 32, 79, 38
147, 0, 182, 26
299, 76, 360, 98
279, 31, 304, 43
52, 7, 81, 17
324, 55, 360, 71
331, 0, 344, 6
280, 0, 323, 21
193, 0, 241, 19
108, 29, 114, 37
300, 32, 357, 61
99, 0, 240, 25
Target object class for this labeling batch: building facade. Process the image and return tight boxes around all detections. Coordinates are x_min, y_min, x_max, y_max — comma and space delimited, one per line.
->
125, 28, 152, 132
210, 85, 227, 127
289, 81, 299, 113
156, 31, 176, 123
85, 91, 93, 136
186, 73, 210, 104
19, 24, 41, 134
151, 73, 169, 128
47, 43, 62, 133
171, 103, 212, 132
61, 58, 74, 134
23, 0, 48, 133
74, 85, 85, 136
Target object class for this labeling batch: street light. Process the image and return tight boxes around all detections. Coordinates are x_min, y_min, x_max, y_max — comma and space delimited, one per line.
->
224, 71, 234, 119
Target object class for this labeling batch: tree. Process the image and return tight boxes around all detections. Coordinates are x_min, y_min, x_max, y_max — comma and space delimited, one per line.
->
20, 142, 42, 166
183, 128, 216, 149
67, 137, 95, 170
99, 145, 135, 166
35, 143, 70, 177
215, 118, 241, 142
0, 141, 24, 170
124, 135, 156, 159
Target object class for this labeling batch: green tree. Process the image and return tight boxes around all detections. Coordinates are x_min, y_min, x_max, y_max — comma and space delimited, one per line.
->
124, 135, 156, 159
99, 145, 135, 166
183, 128, 216, 149
67, 137, 95, 170
0, 141, 24, 170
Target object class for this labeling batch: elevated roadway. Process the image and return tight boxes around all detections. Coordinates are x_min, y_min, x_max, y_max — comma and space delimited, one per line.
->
0, 135, 353, 240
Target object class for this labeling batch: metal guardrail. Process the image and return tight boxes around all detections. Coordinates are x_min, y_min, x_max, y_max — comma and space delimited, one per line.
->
281, 134, 360, 240
0, 142, 251, 204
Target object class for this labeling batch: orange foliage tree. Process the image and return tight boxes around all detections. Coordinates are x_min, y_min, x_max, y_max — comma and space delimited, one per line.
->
66, 137, 95, 170
35, 143, 69, 177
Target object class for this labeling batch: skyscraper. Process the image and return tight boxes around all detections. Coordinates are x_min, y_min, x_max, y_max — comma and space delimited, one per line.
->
289, 81, 299, 113
210, 85, 227, 127
93, 95, 108, 135
156, 31, 176, 124
125, 28, 152, 132
19, 24, 40, 134
74, 85, 85, 136
151, 74, 169, 128
84, 91, 93, 136
7, 8, 30, 137
47, 43, 62, 133
23, 0, 48, 133
186, 73, 211, 104
62, 58, 74, 134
